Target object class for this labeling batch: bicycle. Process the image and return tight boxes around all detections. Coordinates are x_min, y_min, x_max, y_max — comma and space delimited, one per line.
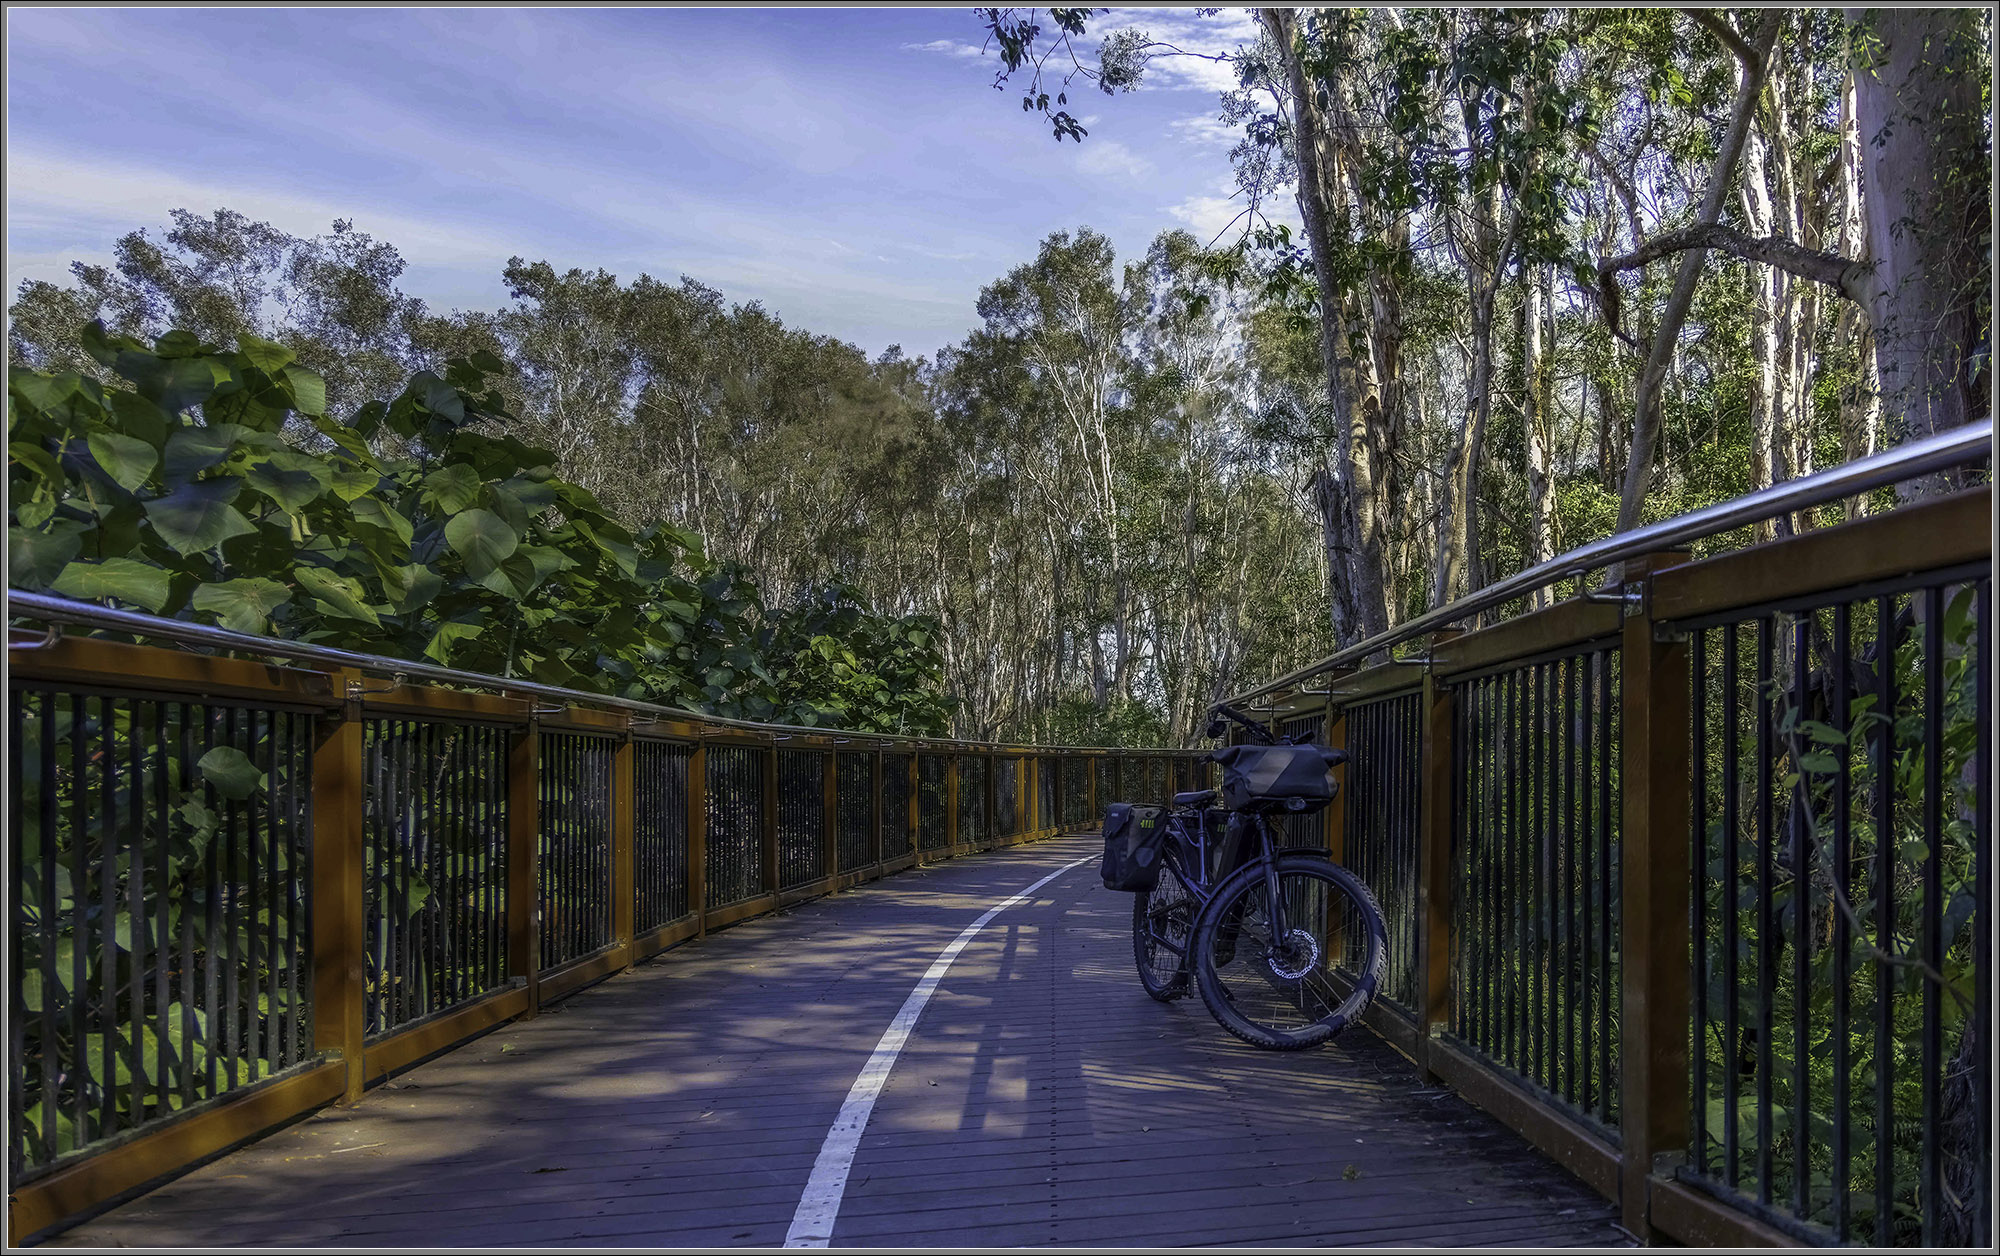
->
1129, 701, 1387, 1050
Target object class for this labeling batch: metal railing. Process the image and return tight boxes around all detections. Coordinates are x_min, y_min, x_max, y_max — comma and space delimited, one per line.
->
1230, 424, 1990, 1247
2, 605, 1206, 1239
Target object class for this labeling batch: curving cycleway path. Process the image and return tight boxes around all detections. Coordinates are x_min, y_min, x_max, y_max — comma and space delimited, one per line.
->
49, 833, 1629, 1248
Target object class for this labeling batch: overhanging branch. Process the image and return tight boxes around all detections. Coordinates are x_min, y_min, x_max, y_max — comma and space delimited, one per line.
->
1595, 222, 1870, 338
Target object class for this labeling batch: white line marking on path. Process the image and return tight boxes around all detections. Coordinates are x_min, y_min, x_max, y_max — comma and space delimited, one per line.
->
783, 853, 1096, 1248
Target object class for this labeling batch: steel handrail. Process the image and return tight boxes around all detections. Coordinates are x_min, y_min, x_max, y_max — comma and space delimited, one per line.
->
2, 590, 1142, 756
1229, 419, 1991, 706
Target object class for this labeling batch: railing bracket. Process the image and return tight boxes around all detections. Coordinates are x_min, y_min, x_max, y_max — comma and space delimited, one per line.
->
7, 624, 61, 651
347, 672, 409, 698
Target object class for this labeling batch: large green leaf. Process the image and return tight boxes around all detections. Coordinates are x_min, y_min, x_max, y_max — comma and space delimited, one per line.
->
421, 464, 482, 514
8, 519, 87, 588
51, 557, 172, 612
385, 563, 443, 613
197, 746, 264, 800
143, 478, 257, 555
244, 452, 332, 514
281, 365, 327, 416
191, 577, 291, 634
236, 332, 296, 375
295, 566, 381, 627
350, 496, 414, 546
444, 508, 518, 579
162, 423, 249, 484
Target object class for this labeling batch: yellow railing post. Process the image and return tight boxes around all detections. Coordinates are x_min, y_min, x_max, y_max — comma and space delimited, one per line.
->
507, 715, 541, 1016
688, 737, 707, 937
312, 670, 366, 1105
1618, 552, 1693, 1238
612, 731, 635, 971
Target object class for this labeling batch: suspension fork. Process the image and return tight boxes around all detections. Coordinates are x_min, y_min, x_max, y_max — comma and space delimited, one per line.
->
1256, 816, 1290, 942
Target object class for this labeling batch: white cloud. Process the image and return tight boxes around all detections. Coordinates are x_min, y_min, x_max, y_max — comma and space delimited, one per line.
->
1073, 139, 1152, 179
1166, 180, 1301, 246
902, 38, 985, 60
1094, 7, 1256, 93
1169, 114, 1239, 149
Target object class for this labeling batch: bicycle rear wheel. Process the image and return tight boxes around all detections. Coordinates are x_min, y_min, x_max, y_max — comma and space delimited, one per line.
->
1132, 864, 1194, 1001
1190, 853, 1385, 1050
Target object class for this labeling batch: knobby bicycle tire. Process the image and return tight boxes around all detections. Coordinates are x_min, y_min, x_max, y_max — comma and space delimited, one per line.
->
1189, 852, 1386, 1050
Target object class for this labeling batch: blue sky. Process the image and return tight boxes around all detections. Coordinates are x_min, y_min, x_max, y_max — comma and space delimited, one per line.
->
6, 6, 1280, 357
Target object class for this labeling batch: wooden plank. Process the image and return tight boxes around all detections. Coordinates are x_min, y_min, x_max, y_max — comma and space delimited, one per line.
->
507, 721, 540, 1015
536, 947, 626, 1005
9, 634, 338, 707
702, 893, 779, 931
631, 915, 699, 961
362, 987, 531, 1084
6, 1062, 345, 1240
1432, 598, 1623, 680
1427, 1038, 1624, 1204
311, 674, 366, 1105
1328, 663, 1425, 707
357, 686, 526, 722
611, 734, 635, 970
1651, 485, 1989, 623
1417, 642, 1458, 1069
1647, 1175, 1800, 1247
1621, 551, 1693, 1239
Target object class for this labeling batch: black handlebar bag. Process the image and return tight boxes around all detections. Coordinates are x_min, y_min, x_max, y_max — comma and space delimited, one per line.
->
1100, 802, 1168, 891
1210, 744, 1344, 814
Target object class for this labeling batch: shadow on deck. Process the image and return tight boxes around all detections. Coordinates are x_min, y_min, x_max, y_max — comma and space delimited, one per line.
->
49, 834, 1629, 1248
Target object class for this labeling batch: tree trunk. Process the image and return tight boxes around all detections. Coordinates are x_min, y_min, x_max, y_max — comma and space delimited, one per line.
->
1262, 7, 1394, 646
1845, 7, 1989, 492
1615, 11, 1784, 533
1523, 264, 1554, 605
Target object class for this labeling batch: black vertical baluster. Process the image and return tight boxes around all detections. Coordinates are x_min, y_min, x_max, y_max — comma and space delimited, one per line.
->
1874, 592, 1919, 1228
395, 720, 413, 1029
1598, 650, 1615, 1124
126, 698, 145, 1122
1919, 585, 1942, 1247
221, 706, 241, 1093
70, 693, 90, 1147
1691, 631, 1709, 1172
262, 712, 280, 1073
9, 692, 24, 1172
1484, 676, 1497, 1061
1722, 629, 1741, 1184
1792, 614, 1812, 1217
1831, 604, 1851, 1239
1583, 654, 1600, 1120
100, 697, 120, 1139
1974, 579, 1992, 1249
38, 692, 59, 1159
1511, 667, 1525, 1074
1563, 652, 1578, 1108
1531, 663, 1545, 1089
1756, 617, 1775, 1203
177, 703, 196, 1112
244, 711, 261, 1079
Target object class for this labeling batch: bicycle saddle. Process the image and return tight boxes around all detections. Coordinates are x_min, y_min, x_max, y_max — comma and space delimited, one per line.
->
1173, 788, 1217, 807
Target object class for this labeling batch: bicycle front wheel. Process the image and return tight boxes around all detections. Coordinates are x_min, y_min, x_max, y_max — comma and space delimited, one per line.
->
1190, 853, 1385, 1050
1132, 863, 1194, 1001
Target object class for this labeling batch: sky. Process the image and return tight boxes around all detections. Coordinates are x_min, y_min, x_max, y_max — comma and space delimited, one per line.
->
6, 6, 1287, 359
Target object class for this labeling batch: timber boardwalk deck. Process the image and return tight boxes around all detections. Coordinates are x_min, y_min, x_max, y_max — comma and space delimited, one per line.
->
51, 834, 1628, 1248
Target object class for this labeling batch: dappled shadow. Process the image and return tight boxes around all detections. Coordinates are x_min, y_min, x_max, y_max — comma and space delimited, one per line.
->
53, 834, 1626, 1248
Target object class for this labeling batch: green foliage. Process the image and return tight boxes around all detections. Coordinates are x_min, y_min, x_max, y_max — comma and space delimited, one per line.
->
7, 322, 949, 731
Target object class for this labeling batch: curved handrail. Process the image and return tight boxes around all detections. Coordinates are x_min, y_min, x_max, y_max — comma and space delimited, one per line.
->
1228, 419, 1991, 706
2, 589, 1144, 756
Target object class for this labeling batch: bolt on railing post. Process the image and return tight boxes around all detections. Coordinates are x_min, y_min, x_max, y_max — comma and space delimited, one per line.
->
612, 731, 635, 971
688, 737, 708, 937
1417, 632, 1463, 1077
1618, 551, 1694, 1238
508, 716, 541, 1017
312, 669, 367, 1106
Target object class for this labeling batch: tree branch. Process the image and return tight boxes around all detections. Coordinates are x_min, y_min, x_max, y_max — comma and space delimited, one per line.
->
1688, 9, 1756, 66
1596, 222, 1870, 336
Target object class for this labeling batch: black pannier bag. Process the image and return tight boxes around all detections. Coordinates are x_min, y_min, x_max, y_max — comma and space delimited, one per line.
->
1100, 802, 1168, 891
1210, 744, 1345, 814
